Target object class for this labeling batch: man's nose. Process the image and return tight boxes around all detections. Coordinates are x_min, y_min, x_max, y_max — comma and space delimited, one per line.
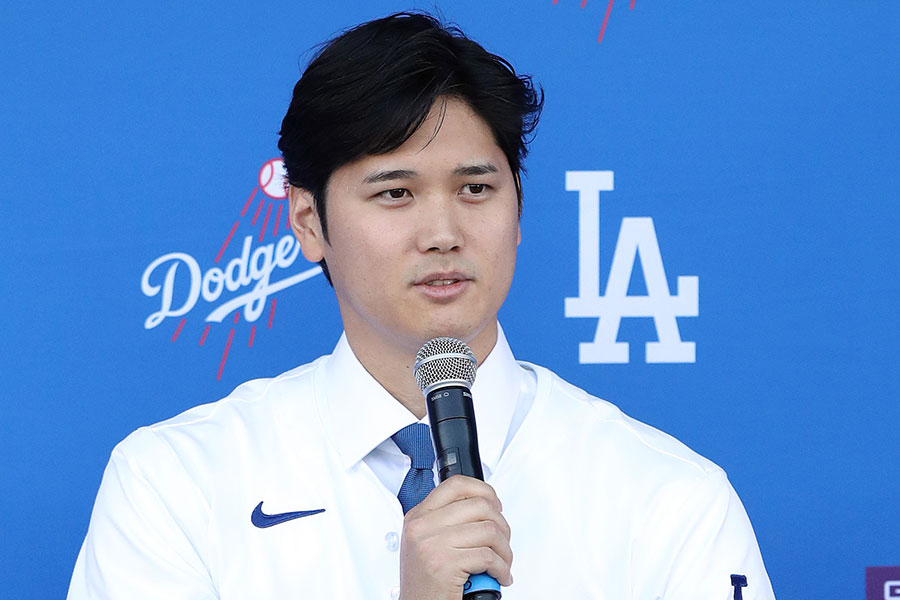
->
415, 196, 464, 253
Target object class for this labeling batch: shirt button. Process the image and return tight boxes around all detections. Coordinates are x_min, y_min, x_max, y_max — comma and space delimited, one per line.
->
384, 531, 400, 552
390, 585, 401, 599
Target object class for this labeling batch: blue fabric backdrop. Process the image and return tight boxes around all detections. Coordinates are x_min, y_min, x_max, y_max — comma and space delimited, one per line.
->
2, 2, 898, 598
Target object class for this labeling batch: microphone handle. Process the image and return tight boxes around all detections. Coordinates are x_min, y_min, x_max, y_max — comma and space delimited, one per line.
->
426, 385, 501, 600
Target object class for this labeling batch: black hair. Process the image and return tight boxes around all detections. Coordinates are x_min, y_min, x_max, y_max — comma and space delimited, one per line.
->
278, 11, 543, 282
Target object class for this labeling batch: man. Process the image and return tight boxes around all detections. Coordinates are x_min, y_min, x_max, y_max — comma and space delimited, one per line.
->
68, 12, 775, 600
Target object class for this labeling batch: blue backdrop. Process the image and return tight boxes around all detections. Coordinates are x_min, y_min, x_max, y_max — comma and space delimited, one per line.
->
2, 2, 898, 598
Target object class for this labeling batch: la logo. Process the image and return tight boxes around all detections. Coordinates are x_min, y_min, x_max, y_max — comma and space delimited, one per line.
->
564, 171, 699, 363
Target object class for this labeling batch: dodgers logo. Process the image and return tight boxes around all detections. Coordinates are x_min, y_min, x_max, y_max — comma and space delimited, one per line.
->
564, 171, 698, 363
140, 158, 322, 378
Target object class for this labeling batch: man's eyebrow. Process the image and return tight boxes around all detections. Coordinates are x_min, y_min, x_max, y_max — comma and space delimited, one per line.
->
453, 163, 499, 177
363, 169, 417, 184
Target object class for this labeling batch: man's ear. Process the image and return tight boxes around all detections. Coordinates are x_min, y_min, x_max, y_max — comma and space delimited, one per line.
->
288, 185, 326, 263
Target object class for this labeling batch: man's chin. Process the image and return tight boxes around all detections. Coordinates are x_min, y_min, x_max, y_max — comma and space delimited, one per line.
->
416, 318, 497, 355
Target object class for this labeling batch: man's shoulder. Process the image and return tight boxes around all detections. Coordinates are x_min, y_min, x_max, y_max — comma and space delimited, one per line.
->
113, 356, 327, 468
523, 362, 722, 479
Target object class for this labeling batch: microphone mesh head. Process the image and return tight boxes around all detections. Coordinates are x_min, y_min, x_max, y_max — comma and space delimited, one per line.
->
414, 337, 477, 392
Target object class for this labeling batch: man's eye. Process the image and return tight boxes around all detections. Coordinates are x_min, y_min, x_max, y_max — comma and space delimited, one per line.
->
464, 184, 488, 195
379, 188, 409, 200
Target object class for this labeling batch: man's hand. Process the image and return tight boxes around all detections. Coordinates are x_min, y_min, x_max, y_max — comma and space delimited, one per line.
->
399, 475, 513, 600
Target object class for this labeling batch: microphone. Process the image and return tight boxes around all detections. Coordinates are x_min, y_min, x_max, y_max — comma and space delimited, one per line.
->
414, 337, 501, 600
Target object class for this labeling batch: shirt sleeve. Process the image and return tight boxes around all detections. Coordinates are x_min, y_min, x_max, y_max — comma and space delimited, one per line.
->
67, 429, 218, 600
633, 468, 776, 600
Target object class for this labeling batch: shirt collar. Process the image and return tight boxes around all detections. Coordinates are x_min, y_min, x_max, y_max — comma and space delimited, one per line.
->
317, 324, 524, 474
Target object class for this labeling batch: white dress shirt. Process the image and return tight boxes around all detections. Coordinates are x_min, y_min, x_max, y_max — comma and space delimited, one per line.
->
324, 326, 535, 495
68, 325, 774, 599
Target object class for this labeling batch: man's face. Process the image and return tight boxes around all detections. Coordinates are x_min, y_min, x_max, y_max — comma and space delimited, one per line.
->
291, 97, 520, 360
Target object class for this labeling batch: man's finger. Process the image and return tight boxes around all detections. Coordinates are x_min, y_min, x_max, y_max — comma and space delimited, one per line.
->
455, 546, 514, 587
412, 475, 502, 513
449, 520, 514, 565
428, 497, 511, 540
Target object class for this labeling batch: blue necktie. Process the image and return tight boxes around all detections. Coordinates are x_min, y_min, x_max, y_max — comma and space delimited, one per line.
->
392, 423, 436, 514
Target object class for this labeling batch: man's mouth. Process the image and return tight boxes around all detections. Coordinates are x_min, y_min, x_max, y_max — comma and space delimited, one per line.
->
414, 270, 471, 287
425, 279, 460, 287
413, 272, 472, 299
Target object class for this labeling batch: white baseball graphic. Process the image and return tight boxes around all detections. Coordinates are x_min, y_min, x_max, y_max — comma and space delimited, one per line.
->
258, 158, 288, 199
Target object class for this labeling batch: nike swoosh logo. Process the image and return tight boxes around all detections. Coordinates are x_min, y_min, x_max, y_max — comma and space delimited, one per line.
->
251, 501, 325, 528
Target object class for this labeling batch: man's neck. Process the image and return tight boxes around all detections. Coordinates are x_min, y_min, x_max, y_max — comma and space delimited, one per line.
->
349, 340, 426, 418
344, 322, 499, 420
